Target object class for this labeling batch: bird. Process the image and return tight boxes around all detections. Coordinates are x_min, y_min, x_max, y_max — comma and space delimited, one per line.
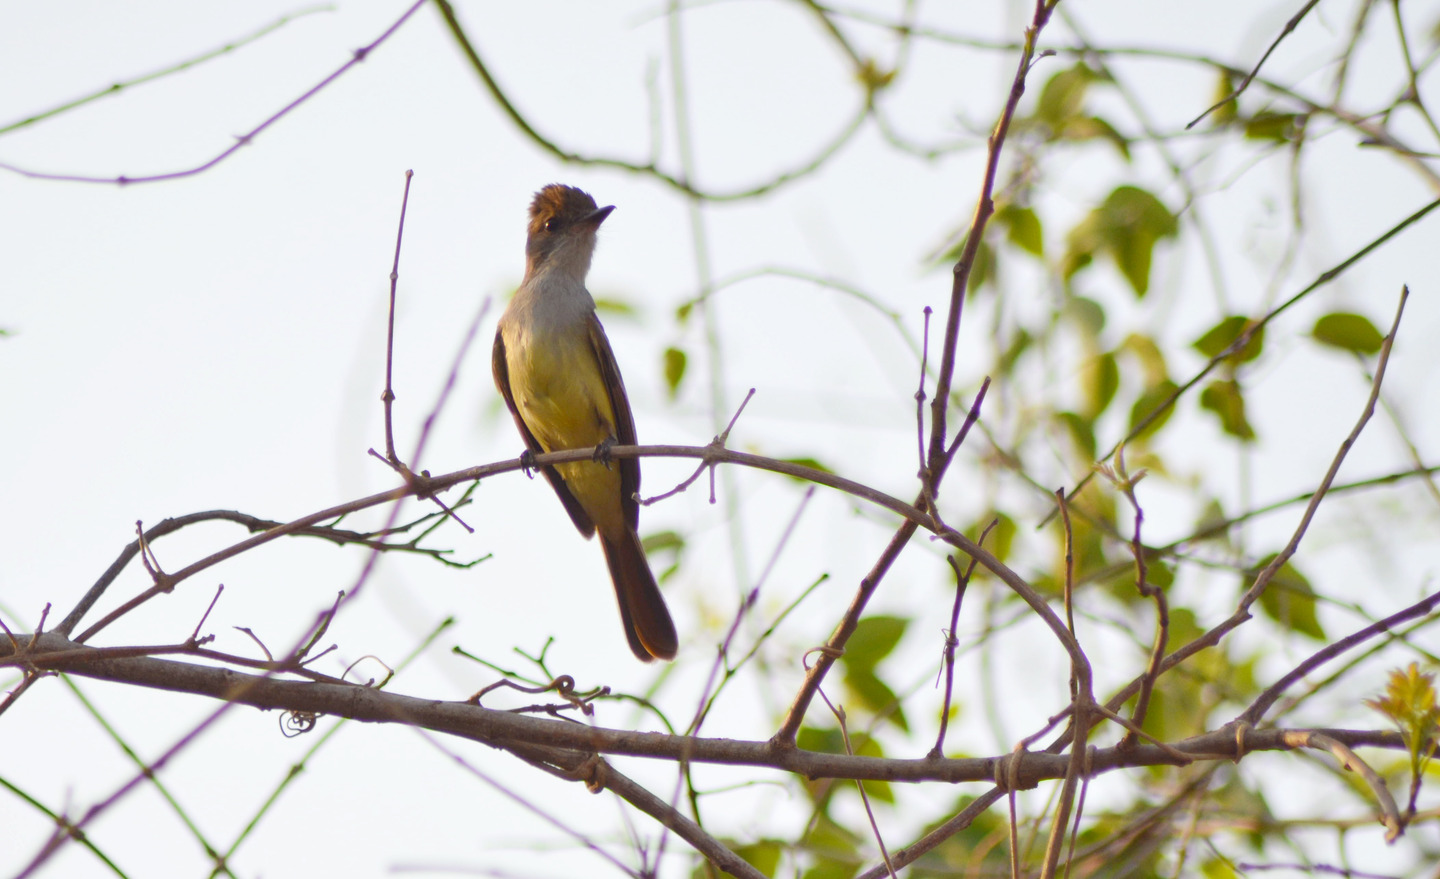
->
491, 184, 678, 662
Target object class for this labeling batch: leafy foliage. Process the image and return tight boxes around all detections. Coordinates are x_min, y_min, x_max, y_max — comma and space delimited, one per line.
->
1063, 186, 1179, 297
1250, 555, 1326, 641
1313, 312, 1385, 354
1366, 663, 1440, 783
839, 616, 909, 732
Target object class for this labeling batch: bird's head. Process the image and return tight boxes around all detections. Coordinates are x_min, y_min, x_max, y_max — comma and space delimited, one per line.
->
524, 184, 614, 279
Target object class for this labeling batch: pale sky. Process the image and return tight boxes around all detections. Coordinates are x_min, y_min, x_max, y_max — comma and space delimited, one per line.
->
3, 1, 1438, 876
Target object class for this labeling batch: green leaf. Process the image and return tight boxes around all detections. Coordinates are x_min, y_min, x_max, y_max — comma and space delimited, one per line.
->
1059, 238, 1093, 282
839, 619, 911, 731
1098, 186, 1178, 297
1199, 379, 1256, 441
803, 815, 861, 851
1128, 379, 1180, 441
982, 511, 1017, 562
1313, 312, 1384, 354
641, 530, 685, 555
1244, 112, 1303, 142
1202, 857, 1241, 879
1083, 351, 1119, 417
643, 530, 686, 583
1207, 71, 1238, 127
843, 616, 907, 673
732, 840, 783, 878
1366, 663, 1440, 775
592, 297, 638, 317
778, 457, 835, 482
997, 204, 1044, 257
799, 817, 862, 879
921, 796, 1011, 868
935, 231, 968, 266
800, 815, 862, 867
845, 670, 908, 731
1122, 333, 1169, 386
662, 346, 687, 399
1062, 115, 1131, 160
1139, 674, 1206, 742
861, 778, 893, 804
1062, 187, 1178, 297
849, 733, 894, 802
1105, 555, 1186, 612
800, 857, 859, 879
1168, 607, 1205, 646
1057, 411, 1097, 461
1252, 555, 1326, 640
674, 300, 694, 323
997, 328, 1032, 374
967, 239, 995, 294
1036, 64, 1097, 126
797, 725, 846, 754
1192, 499, 1231, 544
1193, 315, 1265, 363
1066, 295, 1106, 338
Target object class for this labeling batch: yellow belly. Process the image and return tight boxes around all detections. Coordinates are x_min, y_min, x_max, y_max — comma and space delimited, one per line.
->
508, 324, 624, 524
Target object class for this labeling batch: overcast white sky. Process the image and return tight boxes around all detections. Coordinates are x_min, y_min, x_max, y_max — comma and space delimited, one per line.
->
3, 1, 1438, 876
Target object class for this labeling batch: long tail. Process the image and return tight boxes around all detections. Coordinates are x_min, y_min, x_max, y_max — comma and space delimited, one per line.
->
598, 526, 677, 661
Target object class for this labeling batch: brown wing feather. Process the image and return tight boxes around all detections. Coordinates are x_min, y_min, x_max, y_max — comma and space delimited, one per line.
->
586, 313, 641, 529
492, 329, 596, 538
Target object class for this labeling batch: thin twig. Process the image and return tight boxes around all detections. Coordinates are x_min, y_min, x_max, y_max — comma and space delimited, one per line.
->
818, 694, 897, 879
0, 5, 333, 136
57, 507, 469, 639
347, 293, 492, 605
1099, 449, 1166, 749
432, 0, 869, 203
62, 434, 972, 648
188, 585, 225, 644
1285, 730, 1402, 841
930, 519, 995, 758
923, 0, 1052, 487
415, 730, 643, 877
915, 306, 933, 499
1057, 489, 1076, 636
1046, 212, 1435, 528
772, 382, 992, 746
688, 486, 815, 735
1186, 0, 1323, 128
0, 1, 426, 185
379, 169, 414, 467
640, 388, 754, 506
1066, 293, 1414, 746
1242, 588, 1440, 726
365, 170, 475, 534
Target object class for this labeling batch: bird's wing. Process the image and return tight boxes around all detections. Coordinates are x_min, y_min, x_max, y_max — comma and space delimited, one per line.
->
586, 312, 641, 530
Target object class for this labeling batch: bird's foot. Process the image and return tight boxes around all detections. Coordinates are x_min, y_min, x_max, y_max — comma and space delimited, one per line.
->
519, 448, 537, 478
592, 437, 616, 469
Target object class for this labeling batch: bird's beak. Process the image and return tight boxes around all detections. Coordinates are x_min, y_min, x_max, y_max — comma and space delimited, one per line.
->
582, 205, 615, 228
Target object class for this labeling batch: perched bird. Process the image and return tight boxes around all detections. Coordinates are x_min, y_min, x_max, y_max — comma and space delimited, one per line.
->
492, 184, 678, 661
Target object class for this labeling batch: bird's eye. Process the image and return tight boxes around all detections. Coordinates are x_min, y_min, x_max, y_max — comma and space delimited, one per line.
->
544, 217, 561, 232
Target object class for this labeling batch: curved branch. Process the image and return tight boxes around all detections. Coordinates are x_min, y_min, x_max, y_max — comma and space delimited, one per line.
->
3, 633, 1421, 785
432, 0, 870, 202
